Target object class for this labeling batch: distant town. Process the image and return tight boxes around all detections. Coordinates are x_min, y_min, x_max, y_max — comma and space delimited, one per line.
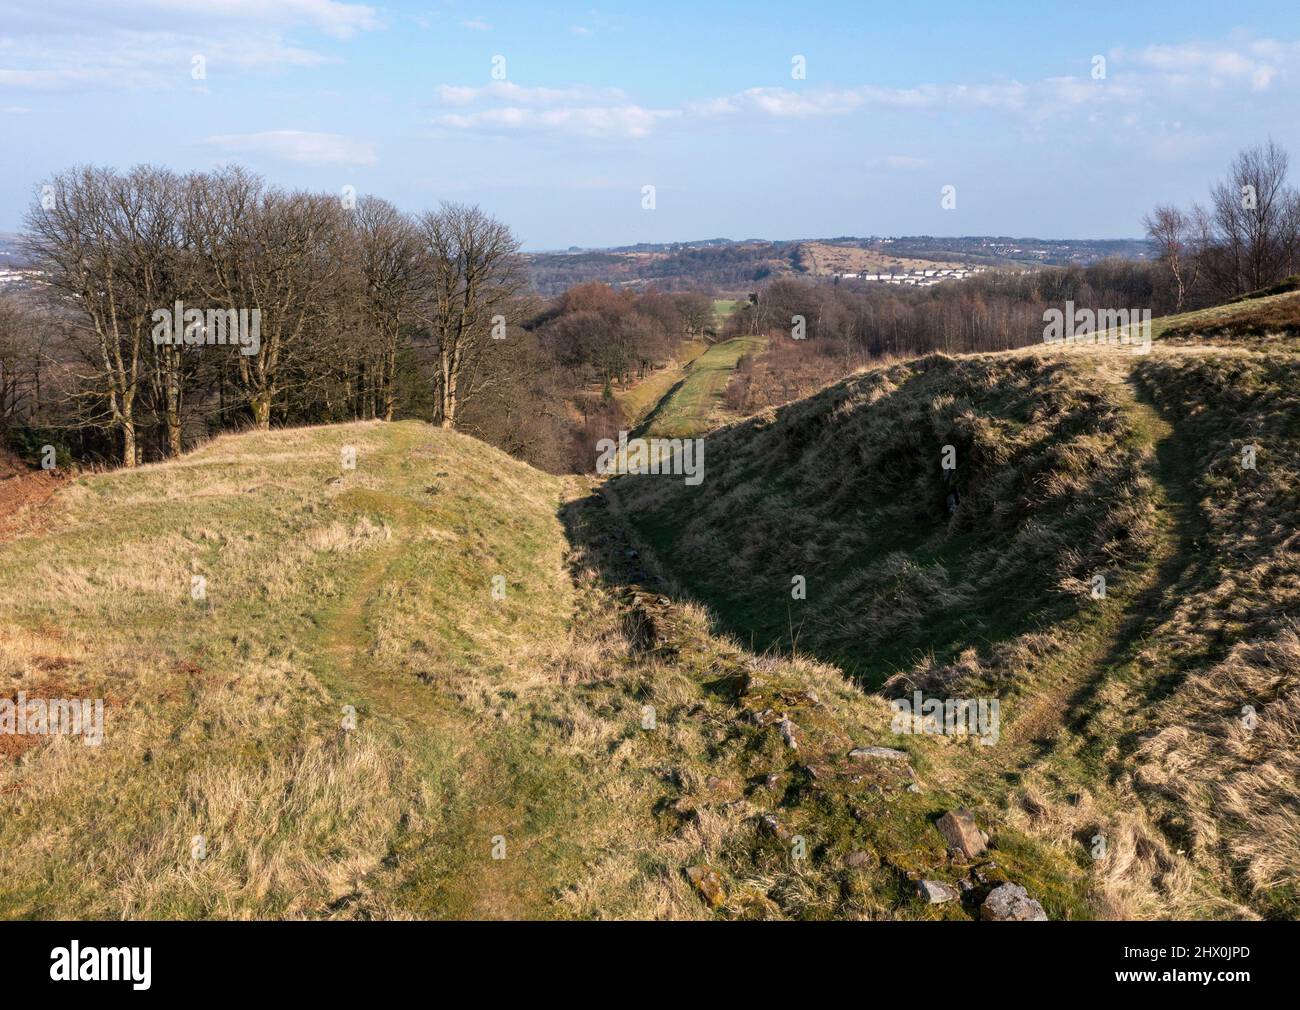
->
837, 266, 986, 286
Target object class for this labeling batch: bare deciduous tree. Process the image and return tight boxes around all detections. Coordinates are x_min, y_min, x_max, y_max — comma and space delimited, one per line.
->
416, 203, 524, 429
26, 167, 153, 465
349, 197, 421, 422
1207, 140, 1300, 296
1143, 204, 1206, 311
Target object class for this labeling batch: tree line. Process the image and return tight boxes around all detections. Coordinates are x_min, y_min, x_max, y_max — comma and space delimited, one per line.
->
723, 258, 1170, 358
1145, 139, 1300, 310
0, 165, 717, 474
5, 165, 524, 467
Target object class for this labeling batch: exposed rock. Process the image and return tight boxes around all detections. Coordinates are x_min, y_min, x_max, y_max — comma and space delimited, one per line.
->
936, 808, 988, 859
981, 882, 1048, 921
685, 865, 725, 909
844, 851, 874, 869
917, 879, 959, 905
757, 813, 789, 840
848, 746, 910, 762
777, 717, 798, 750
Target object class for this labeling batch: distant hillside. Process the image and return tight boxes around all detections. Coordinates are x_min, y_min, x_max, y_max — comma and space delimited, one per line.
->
525, 235, 1153, 296
0, 233, 28, 264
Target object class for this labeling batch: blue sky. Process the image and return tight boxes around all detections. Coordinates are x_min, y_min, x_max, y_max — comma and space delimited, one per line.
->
2, 0, 1298, 249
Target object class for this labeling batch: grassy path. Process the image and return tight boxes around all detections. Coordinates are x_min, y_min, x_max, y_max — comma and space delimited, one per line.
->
614, 339, 708, 427
635, 334, 765, 439
290, 430, 598, 920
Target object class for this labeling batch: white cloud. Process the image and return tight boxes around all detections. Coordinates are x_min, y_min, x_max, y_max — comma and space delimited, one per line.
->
435, 105, 679, 139
686, 81, 1095, 122
429, 80, 669, 136
6, 1, 380, 40
425, 32, 1300, 141
460, 16, 491, 31
868, 154, 930, 170
0, 34, 333, 91
203, 129, 376, 165
1114, 38, 1300, 92
0, 0, 377, 92
433, 82, 626, 106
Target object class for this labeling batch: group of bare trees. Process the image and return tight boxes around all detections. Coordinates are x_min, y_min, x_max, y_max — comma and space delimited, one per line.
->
1146, 140, 1300, 309
11, 164, 523, 466
530, 282, 713, 385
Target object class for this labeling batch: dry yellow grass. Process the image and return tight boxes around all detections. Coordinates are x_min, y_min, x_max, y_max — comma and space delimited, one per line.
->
3, 332, 1296, 921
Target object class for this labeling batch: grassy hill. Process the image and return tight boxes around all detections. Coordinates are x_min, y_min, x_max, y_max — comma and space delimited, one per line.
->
1151, 284, 1300, 345
613, 335, 1300, 919
2, 304, 1297, 920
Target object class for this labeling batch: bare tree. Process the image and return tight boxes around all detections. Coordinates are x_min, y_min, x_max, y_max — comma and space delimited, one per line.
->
188, 168, 345, 429
109, 166, 190, 457
0, 294, 49, 435
349, 197, 421, 421
416, 203, 524, 429
1143, 204, 1204, 311
25, 167, 153, 466
1207, 140, 1300, 296
675, 291, 716, 338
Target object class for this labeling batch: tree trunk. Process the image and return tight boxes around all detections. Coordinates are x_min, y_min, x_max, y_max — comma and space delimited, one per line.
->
165, 350, 183, 457
251, 394, 272, 430
121, 417, 138, 469
383, 344, 397, 421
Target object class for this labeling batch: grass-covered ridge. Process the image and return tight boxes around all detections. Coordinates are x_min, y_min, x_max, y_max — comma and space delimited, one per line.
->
1127, 350, 1300, 918
615, 351, 1155, 689
0, 416, 1099, 920
1153, 286, 1300, 345
3, 333, 1297, 921
0, 421, 580, 917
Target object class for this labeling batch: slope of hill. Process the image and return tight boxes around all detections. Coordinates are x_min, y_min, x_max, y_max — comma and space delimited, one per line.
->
613, 336, 1300, 919
0, 419, 1092, 920
0, 421, 578, 917
1156, 285, 1300, 345
3, 314, 1296, 920
614, 351, 1154, 686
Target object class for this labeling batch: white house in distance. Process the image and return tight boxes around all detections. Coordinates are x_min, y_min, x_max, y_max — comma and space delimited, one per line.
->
836, 266, 982, 287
